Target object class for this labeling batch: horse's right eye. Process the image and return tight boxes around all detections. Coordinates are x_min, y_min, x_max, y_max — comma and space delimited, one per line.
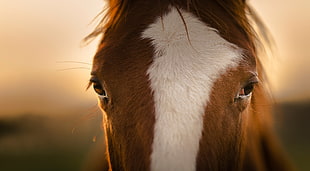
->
89, 76, 109, 100
93, 82, 107, 97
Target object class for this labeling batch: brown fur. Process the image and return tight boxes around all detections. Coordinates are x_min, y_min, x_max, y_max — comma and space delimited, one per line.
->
88, 0, 293, 170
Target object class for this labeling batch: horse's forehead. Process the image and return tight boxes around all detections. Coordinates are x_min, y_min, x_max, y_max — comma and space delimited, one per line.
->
94, 6, 256, 75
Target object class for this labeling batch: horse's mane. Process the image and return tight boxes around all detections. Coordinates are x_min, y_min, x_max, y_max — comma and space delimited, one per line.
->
85, 0, 257, 40
85, 0, 272, 84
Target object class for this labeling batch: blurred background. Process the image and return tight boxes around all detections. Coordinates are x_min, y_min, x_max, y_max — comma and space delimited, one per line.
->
0, 0, 309, 170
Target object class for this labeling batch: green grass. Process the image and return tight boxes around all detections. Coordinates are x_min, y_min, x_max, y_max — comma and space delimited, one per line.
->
0, 114, 103, 171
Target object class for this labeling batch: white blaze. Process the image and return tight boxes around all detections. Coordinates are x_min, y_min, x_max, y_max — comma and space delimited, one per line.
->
142, 7, 243, 171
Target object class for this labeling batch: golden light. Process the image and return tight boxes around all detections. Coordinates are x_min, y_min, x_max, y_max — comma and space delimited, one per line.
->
0, 0, 309, 116
0, 0, 104, 116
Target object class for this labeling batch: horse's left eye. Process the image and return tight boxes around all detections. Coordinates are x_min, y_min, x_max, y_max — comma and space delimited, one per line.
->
239, 83, 254, 97
236, 80, 258, 101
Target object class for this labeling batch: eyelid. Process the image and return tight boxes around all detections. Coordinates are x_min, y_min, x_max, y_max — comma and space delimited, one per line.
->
87, 76, 99, 90
245, 73, 259, 85
239, 76, 259, 94
90, 76, 99, 83
248, 77, 259, 85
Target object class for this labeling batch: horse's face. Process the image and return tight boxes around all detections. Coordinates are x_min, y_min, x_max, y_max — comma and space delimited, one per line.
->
90, 5, 259, 171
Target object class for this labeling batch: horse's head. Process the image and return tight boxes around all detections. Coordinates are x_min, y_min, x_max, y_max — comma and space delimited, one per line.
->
88, 0, 292, 170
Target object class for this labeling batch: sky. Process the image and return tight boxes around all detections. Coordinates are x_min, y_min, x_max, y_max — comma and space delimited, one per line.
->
0, 0, 103, 115
250, 0, 310, 101
0, 0, 309, 116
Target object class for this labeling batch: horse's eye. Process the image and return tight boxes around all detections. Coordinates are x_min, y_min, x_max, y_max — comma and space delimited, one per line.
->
90, 80, 108, 101
236, 80, 257, 101
93, 82, 107, 97
89, 76, 108, 100
239, 83, 254, 97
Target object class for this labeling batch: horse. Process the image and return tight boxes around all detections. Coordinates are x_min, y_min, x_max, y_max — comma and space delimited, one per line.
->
86, 0, 293, 170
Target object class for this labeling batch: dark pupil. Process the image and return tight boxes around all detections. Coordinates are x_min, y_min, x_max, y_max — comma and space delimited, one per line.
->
93, 83, 106, 96
244, 84, 254, 95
